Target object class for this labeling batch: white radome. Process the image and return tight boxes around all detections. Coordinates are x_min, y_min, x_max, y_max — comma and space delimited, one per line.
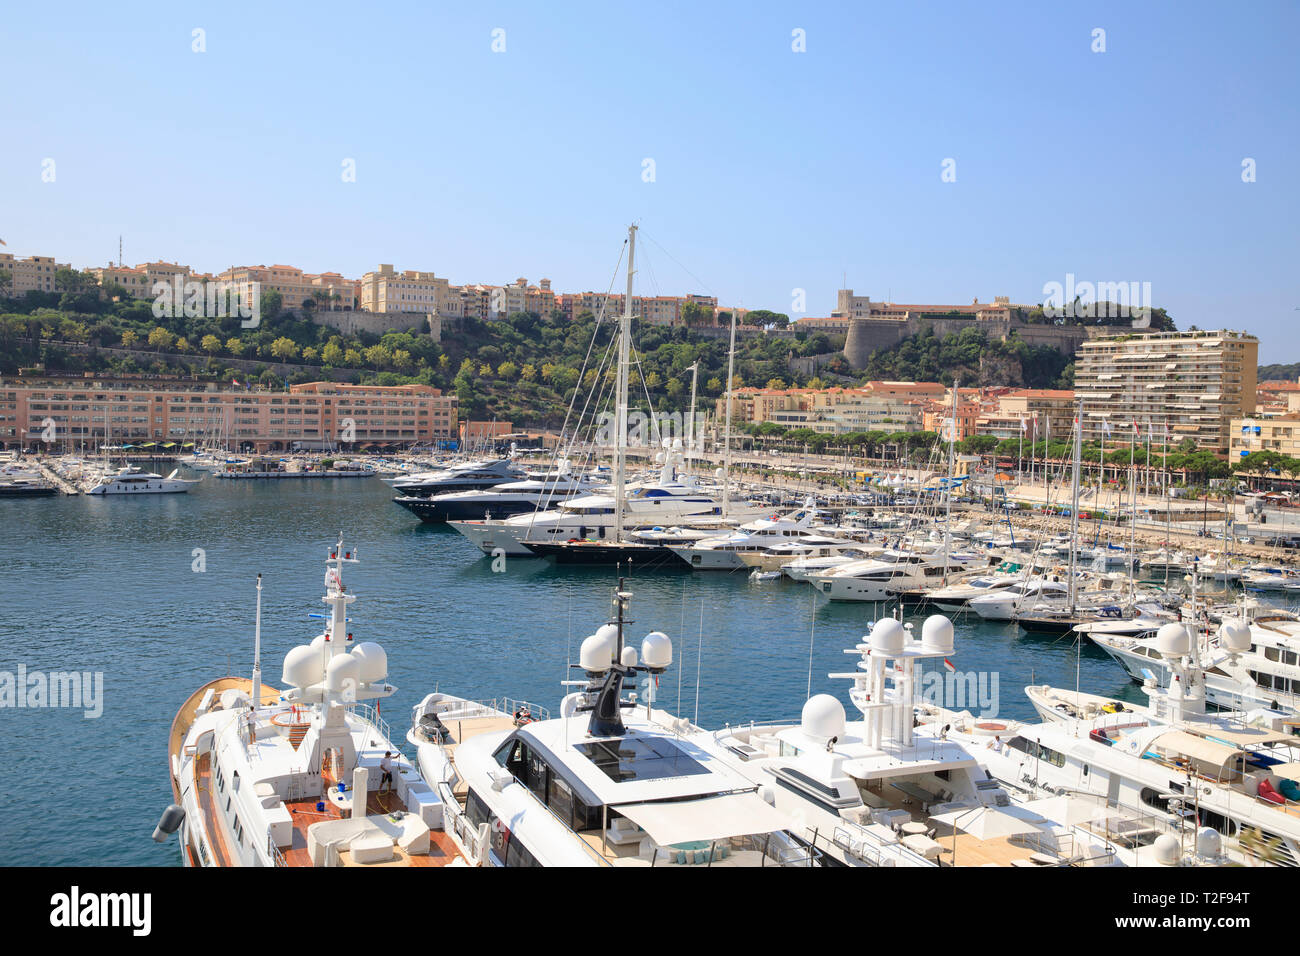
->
641, 631, 672, 669
351, 642, 388, 683
281, 644, 323, 689
920, 615, 955, 654
801, 693, 846, 740
1154, 622, 1191, 658
870, 618, 906, 656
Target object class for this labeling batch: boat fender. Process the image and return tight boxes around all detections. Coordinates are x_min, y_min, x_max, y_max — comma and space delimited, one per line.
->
152, 804, 185, 843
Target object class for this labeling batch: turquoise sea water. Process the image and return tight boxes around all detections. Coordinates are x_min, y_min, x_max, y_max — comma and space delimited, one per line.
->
0, 474, 1153, 866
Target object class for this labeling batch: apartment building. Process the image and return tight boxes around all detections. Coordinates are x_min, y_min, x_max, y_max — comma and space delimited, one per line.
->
87, 260, 199, 301
1073, 330, 1258, 452
1230, 416, 1300, 461
718, 385, 924, 435
0, 377, 456, 451
0, 253, 70, 296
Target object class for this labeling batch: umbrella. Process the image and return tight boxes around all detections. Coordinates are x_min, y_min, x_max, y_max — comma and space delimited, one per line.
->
1017, 796, 1112, 827
931, 806, 1045, 841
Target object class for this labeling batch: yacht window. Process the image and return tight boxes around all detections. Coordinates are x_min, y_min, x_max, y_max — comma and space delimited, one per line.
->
575, 735, 710, 782
505, 835, 541, 867
525, 749, 549, 800
547, 775, 575, 824
1140, 787, 1170, 812
1285, 651, 1298, 667
466, 789, 492, 830
1266, 647, 1281, 663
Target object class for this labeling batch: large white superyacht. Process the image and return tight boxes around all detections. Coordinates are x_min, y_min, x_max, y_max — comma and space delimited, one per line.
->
946, 619, 1300, 866
159, 539, 460, 867
710, 615, 1144, 866
407, 583, 817, 866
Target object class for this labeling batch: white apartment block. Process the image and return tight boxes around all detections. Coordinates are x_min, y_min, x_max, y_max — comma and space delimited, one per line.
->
1074, 330, 1258, 452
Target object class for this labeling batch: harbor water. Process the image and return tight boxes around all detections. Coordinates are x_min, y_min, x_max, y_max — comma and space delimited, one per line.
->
0, 474, 1159, 866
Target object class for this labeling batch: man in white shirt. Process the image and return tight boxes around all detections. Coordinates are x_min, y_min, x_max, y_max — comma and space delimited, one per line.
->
379, 752, 394, 793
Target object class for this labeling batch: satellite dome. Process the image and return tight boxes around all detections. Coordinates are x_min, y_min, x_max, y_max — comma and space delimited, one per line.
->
1196, 826, 1223, 858
1152, 833, 1181, 866
920, 615, 955, 655
801, 694, 846, 740
870, 618, 906, 656
282, 644, 323, 689
324, 653, 360, 693
641, 631, 672, 670
310, 633, 328, 653
1218, 619, 1251, 654
1154, 623, 1191, 658
579, 631, 615, 673
351, 642, 388, 683
620, 646, 638, 667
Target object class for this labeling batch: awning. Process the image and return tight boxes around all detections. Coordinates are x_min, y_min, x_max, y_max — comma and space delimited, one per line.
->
1149, 731, 1243, 770
612, 793, 791, 845
1203, 727, 1298, 748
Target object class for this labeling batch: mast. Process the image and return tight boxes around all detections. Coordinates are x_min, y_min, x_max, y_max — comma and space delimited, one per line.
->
1068, 400, 1082, 613
251, 574, 263, 712
721, 309, 737, 518
685, 361, 699, 472
943, 379, 957, 585
613, 225, 636, 540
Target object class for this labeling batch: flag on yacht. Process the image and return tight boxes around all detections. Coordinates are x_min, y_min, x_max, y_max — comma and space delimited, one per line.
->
943, 658, 956, 673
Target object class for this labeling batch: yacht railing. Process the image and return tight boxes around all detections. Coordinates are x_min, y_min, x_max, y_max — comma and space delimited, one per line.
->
266, 831, 288, 867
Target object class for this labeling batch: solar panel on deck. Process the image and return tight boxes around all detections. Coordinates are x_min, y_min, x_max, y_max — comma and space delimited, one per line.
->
575, 735, 710, 782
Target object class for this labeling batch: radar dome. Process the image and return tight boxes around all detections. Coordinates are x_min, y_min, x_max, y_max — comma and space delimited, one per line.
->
1151, 833, 1181, 866
1196, 826, 1223, 858
351, 642, 388, 683
580, 631, 615, 673
920, 615, 955, 655
282, 644, 323, 689
870, 618, 906, 656
325, 653, 360, 693
801, 694, 846, 740
620, 646, 638, 667
1218, 619, 1250, 654
310, 633, 328, 653
641, 631, 672, 670
1154, 622, 1191, 658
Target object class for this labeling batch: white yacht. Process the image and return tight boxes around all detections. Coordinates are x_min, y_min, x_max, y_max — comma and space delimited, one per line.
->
408, 584, 816, 866
779, 546, 881, 582
807, 548, 995, 603
1092, 610, 1300, 715
666, 499, 845, 571
967, 578, 1072, 621
450, 457, 763, 557
711, 616, 1131, 866
923, 570, 1036, 613
87, 465, 196, 495
159, 539, 458, 867
394, 462, 605, 523
949, 621, 1300, 866
389, 456, 523, 497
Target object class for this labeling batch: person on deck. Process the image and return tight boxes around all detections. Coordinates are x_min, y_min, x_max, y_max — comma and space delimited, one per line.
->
379, 752, 394, 793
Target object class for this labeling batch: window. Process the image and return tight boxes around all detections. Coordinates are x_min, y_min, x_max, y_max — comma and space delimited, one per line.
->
505, 836, 540, 867
466, 789, 492, 830
547, 775, 575, 826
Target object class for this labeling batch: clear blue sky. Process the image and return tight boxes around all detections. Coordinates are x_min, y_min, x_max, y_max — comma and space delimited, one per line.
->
2, 1, 1296, 357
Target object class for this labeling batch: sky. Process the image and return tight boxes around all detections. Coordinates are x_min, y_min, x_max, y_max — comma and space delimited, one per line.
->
1, 1, 1297, 357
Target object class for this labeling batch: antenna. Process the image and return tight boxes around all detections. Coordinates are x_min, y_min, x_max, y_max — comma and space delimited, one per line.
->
693, 597, 704, 727
251, 574, 263, 713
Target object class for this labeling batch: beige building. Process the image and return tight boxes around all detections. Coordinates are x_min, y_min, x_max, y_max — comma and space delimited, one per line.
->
1230, 415, 1300, 462
1074, 330, 1258, 452
360, 264, 450, 315
833, 291, 1015, 321
0, 253, 70, 296
718, 385, 924, 435
0, 377, 456, 451
215, 264, 355, 312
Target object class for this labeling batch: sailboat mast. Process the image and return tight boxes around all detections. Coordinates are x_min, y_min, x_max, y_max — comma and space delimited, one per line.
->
721, 310, 737, 518
613, 225, 636, 540
1068, 400, 1082, 612
943, 379, 957, 585
686, 361, 699, 471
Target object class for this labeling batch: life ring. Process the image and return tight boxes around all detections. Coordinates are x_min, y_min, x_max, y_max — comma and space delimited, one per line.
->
513, 709, 533, 726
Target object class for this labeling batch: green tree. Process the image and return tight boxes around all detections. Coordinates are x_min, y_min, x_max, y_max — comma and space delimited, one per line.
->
271, 337, 299, 360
